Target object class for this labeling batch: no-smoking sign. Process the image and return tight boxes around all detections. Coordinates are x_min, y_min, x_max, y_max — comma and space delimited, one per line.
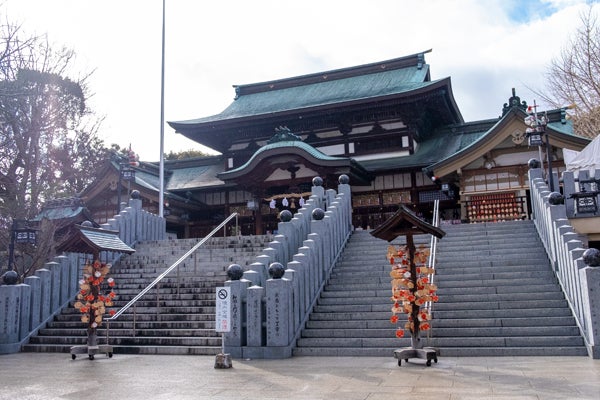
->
215, 286, 231, 333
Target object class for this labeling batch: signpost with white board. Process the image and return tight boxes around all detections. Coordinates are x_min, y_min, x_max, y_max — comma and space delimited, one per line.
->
215, 286, 231, 333
214, 286, 232, 368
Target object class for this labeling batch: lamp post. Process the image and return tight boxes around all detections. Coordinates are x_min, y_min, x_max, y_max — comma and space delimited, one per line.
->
116, 148, 139, 214
525, 101, 555, 192
3, 219, 37, 285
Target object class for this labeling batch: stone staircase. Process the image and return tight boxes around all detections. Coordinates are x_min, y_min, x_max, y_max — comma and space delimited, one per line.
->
22, 235, 272, 355
23, 220, 588, 358
294, 220, 588, 357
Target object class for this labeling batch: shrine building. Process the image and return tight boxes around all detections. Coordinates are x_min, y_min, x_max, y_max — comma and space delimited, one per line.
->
79, 50, 590, 237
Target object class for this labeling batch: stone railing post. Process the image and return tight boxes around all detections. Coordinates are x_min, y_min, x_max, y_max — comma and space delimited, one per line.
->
265, 263, 292, 352
246, 285, 265, 348
24, 275, 41, 331
224, 264, 251, 359
0, 284, 21, 353
291, 253, 311, 314
45, 262, 61, 313
310, 209, 329, 277
17, 283, 31, 341
579, 248, 600, 359
35, 268, 51, 324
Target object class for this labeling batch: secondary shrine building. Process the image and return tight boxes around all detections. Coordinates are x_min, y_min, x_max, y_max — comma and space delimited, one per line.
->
80, 51, 590, 237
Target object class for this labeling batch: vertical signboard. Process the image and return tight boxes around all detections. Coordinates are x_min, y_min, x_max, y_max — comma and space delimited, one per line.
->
215, 286, 231, 333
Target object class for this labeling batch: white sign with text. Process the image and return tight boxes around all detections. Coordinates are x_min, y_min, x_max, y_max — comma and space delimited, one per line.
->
215, 286, 231, 333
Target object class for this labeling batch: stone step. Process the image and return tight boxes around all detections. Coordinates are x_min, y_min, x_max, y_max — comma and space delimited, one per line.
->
305, 315, 577, 329
329, 270, 555, 283
296, 335, 584, 349
55, 313, 215, 322
28, 335, 221, 347
320, 284, 562, 296
47, 320, 214, 329
64, 299, 216, 308
317, 291, 565, 305
300, 325, 581, 339
37, 328, 219, 337
313, 299, 569, 313
319, 277, 558, 291
22, 343, 222, 356
293, 345, 588, 357
330, 264, 553, 277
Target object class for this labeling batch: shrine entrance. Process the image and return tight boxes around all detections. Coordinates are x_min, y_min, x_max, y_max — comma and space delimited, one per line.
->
217, 129, 372, 235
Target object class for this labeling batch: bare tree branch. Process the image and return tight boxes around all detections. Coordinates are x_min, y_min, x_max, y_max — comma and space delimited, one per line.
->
536, 5, 600, 139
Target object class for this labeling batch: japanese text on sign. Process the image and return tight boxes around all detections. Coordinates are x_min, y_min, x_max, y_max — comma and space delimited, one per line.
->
215, 286, 231, 333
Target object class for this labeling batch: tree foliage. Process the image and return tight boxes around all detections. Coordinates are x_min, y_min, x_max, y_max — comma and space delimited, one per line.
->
164, 148, 212, 160
540, 5, 600, 138
0, 19, 107, 278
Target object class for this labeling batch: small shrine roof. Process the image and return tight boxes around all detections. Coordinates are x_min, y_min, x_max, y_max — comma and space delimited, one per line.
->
56, 225, 135, 255
370, 205, 446, 242
32, 197, 97, 225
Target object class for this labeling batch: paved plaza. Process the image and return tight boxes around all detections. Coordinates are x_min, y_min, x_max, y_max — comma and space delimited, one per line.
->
0, 353, 599, 399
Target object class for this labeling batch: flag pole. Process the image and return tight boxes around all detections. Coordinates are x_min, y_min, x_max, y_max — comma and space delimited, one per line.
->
159, 0, 166, 217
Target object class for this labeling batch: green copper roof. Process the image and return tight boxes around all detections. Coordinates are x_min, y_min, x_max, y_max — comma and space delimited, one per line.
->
358, 127, 488, 172
167, 163, 226, 190
171, 54, 433, 126
221, 140, 346, 178
33, 206, 88, 221
32, 197, 95, 223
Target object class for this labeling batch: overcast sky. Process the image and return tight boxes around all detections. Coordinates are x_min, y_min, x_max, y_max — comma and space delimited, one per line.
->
3, 0, 598, 160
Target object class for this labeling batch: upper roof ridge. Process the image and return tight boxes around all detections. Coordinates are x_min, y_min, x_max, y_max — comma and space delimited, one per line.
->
233, 50, 433, 98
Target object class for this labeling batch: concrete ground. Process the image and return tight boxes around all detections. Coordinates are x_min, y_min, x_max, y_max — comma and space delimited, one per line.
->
0, 353, 598, 400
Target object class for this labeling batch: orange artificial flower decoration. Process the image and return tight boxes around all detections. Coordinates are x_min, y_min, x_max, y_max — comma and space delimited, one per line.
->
387, 244, 439, 340
73, 260, 117, 331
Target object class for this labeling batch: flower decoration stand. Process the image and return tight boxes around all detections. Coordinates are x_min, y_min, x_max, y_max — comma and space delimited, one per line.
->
70, 344, 113, 360
70, 332, 113, 360
369, 205, 446, 368
394, 346, 438, 367
58, 224, 135, 361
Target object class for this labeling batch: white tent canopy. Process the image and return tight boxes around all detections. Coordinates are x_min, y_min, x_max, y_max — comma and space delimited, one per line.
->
564, 135, 600, 175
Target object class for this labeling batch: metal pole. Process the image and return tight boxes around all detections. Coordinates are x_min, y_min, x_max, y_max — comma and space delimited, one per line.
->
545, 128, 555, 192
117, 163, 125, 214
158, 0, 166, 218
7, 219, 16, 271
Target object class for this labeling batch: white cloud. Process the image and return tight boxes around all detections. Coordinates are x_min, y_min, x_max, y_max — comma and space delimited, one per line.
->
2, 0, 597, 160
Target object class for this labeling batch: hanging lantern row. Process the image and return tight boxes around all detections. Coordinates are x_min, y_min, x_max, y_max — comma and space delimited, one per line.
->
269, 196, 306, 210
264, 192, 312, 210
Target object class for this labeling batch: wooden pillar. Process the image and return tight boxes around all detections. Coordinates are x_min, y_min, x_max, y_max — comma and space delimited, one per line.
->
254, 209, 263, 235
406, 234, 421, 349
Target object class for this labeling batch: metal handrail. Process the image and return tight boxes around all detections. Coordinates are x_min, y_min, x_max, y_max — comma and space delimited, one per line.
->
104, 212, 239, 339
425, 199, 440, 315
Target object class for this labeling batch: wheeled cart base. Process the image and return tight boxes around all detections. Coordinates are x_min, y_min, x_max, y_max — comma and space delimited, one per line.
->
394, 347, 438, 367
70, 344, 113, 360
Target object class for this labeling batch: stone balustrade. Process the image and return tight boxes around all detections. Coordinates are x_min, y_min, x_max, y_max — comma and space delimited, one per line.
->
529, 166, 600, 358
223, 175, 352, 359
0, 194, 166, 354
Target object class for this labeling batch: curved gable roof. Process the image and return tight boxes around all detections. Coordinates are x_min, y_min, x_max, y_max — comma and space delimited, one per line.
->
220, 140, 351, 179
424, 107, 590, 178
218, 139, 371, 184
